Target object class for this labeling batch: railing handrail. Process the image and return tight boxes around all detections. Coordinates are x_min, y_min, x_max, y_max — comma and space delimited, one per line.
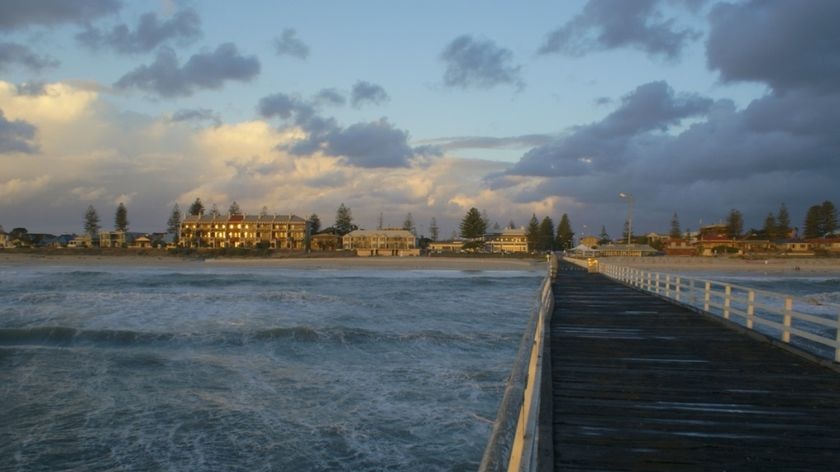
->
594, 261, 840, 363
478, 253, 557, 472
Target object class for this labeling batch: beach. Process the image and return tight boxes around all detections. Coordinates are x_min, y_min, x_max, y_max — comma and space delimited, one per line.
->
0, 252, 546, 271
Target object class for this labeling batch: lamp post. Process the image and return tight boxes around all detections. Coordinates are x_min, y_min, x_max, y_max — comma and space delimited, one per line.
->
619, 192, 633, 245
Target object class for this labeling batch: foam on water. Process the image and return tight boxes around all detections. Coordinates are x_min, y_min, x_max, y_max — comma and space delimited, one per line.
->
0, 263, 542, 471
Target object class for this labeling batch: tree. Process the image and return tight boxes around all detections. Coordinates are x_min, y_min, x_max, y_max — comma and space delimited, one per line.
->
167, 204, 181, 241
228, 201, 242, 215
821, 200, 838, 235
335, 203, 354, 236
188, 198, 204, 216
669, 212, 682, 239
507, 219, 516, 230
309, 214, 321, 234
725, 209, 743, 239
804, 205, 822, 239
763, 212, 777, 240
115, 203, 128, 232
209, 204, 221, 218
539, 216, 555, 251
776, 203, 791, 239
429, 217, 439, 241
460, 207, 487, 239
598, 225, 610, 244
402, 212, 416, 235
525, 214, 540, 250
84, 205, 100, 237
378, 212, 384, 230
622, 219, 630, 243
804, 201, 838, 238
555, 214, 575, 250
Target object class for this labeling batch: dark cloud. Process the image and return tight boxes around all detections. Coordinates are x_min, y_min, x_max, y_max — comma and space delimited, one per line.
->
115, 43, 260, 97
313, 88, 346, 107
274, 28, 309, 59
76, 8, 201, 54
510, 81, 712, 176
0, 110, 37, 154
170, 108, 220, 126
440, 35, 523, 89
0, 0, 121, 30
15, 81, 48, 96
259, 92, 419, 168
351, 81, 389, 107
0, 42, 58, 71
707, 0, 840, 94
539, 0, 698, 60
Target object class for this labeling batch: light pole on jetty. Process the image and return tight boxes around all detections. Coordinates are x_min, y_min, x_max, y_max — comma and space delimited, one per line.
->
619, 192, 633, 245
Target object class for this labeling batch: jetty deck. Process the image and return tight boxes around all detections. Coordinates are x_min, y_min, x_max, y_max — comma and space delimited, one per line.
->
550, 262, 840, 471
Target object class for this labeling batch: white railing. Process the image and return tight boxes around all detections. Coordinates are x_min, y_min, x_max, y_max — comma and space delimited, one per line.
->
478, 254, 557, 472
598, 263, 840, 363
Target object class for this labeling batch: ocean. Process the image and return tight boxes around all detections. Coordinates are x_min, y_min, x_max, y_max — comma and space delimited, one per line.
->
0, 263, 544, 472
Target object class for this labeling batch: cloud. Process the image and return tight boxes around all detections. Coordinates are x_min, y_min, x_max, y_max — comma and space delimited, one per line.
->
0, 0, 121, 30
15, 81, 48, 96
322, 119, 413, 168
707, 0, 840, 94
114, 43, 260, 97
76, 8, 201, 54
0, 109, 37, 153
0, 42, 58, 71
440, 35, 523, 89
273, 28, 309, 59
539, 0, 699, 60
314, 88, 346, 107
420, 134, 554, 151
510, 81, 712, 176
170, 108, 221, 126
351, 81, 389, 107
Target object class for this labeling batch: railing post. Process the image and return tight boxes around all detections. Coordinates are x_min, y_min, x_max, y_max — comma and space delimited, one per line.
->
783, 296, 792, 343
646, 272, 652, 291
665, 274, 671, 298
724, 285, 732, 320
835, 313, 840, 363
704, 281, 711, 312
746, 290, 755, 329
655, 273, 661, 294
675, 276, 681, 302
690, 279, 696, 306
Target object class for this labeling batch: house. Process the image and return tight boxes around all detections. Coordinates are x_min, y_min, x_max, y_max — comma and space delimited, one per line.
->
579, 235, 599, 248
807, 238, 840, 253
342, 229, 419, 256
596, 244, 659, 257
129, 236, 152, 248
180, 213, 310, 249
664, 238, 697, 256
311, 232, 341, 251
0, 229, 9, 248
777, 240, 813, 255
68, 234, 94, 248
99, 231, 126, 248
486, 228, 529, 253
428, 240, 465, 252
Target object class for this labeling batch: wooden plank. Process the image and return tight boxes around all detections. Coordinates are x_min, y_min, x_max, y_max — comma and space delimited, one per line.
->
549, 261, 840, 471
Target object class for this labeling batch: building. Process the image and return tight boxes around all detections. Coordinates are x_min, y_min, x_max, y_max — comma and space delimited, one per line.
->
597, 244, 659, 257
342, 229, 419, 256
486, 228, 529, 253
67, 234, 94, 248
0, 229, 9, 248
179, 213, 309, 249
428, 240, 465, 252
310, 232, 341, 251
99, 231, 126, 248
579, 235, 599, 248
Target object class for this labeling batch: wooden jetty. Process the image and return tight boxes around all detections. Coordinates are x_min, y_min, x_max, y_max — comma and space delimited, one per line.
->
550, 261, 840, 471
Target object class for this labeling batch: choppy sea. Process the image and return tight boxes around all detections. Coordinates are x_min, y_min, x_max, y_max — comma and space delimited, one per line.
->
0, 263, 544, 472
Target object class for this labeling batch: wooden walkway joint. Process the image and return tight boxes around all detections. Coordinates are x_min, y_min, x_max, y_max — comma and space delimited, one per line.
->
550, 261, 840, 471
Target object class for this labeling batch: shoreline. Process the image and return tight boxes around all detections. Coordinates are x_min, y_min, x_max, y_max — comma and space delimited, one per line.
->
0, 252, 545, 271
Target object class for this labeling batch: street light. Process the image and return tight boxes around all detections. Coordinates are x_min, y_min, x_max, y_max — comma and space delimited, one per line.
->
619, 192, 633, 245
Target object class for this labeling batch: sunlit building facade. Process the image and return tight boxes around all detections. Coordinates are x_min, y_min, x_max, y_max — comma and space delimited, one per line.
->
179, 214, 310, 249
342, 229, 419, 256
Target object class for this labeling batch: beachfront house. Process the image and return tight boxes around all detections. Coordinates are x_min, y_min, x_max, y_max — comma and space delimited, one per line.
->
579, 235, 599, 248
428, 240, 465, 253
99, 231, 126, 248
342, 229, 419, 256
180, 213, 310, 249
486, 228, 529, 253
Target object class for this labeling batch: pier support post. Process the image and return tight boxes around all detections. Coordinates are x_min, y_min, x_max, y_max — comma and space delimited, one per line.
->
747, 290, 755, 329
724, 285, 732, 319
783, 297, 792, 343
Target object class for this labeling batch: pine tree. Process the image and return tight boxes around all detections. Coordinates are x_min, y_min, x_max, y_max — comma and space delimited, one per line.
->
507, 219, 516, 230
84, 205, 100, 237
669, 212, 682, 239
776, 203, 791, 239
309, 214, 321, 234
188, 198, 204, 216
539, 216, 555, 251
377, 212, 384, 230
555, 214, 574, 250
335, 203, 354, 236
228, 201, 241, 215
460, 207, 487, 239
167, 204, 181, 240
525, 214, 540, 251
820, 201, 837, 235
804, 205, 822, 239
209, 204, 221, 218
598, 225, 610, 244
403, 212, 416, 235
429, 217, 439, 241
115, 203, 128, 232
726, 209, 743, 239
763, 212, 777, 240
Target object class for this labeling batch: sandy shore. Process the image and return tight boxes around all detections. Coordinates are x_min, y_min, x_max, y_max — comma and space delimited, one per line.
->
589, 256, 840, 276
0, 252, 545, 271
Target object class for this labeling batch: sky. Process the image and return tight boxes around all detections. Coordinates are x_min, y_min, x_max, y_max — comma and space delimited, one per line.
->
1, 0, 838, 238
